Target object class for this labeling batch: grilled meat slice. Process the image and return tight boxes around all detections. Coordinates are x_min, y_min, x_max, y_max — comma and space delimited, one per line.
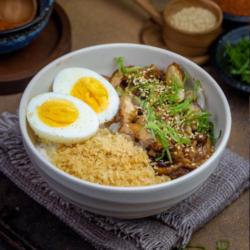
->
165, 63, 185, 87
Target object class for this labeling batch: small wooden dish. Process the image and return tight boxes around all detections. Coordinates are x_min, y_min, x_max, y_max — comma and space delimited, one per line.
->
140, 21, 209, 65
162, 0, 223, 57
0, 3, 71, 95
134, 0, 222, 58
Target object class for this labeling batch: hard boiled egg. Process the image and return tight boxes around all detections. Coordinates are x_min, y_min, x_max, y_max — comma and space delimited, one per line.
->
53, 67, 119, 124
26, 93, 99, 144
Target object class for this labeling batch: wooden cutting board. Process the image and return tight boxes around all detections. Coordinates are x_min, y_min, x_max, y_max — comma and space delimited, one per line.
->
0, 3, 71, 95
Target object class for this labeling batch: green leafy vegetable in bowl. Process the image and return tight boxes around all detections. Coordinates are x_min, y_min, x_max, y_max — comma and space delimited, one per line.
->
224, 37, 250, 84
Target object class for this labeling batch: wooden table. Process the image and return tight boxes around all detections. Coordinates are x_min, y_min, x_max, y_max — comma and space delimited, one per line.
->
0, 1, 249, 249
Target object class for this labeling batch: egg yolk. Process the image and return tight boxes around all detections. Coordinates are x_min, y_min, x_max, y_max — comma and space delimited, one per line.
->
37, 99, 79, 127
71, 77, 108, 113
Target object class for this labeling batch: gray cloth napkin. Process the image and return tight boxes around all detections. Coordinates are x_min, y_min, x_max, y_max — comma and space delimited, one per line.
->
0, 112, 249, 250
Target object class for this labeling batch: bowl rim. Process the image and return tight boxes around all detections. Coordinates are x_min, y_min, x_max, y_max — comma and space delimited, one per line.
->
163, 0, 223, 35
19, 43, 232, 193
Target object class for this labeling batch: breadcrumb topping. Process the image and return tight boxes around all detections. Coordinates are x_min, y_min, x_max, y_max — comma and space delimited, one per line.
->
46, 129, 169, 187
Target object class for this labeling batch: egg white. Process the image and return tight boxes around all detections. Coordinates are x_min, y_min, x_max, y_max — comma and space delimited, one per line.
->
26, 92, 99, 144
52, 67, 119, 124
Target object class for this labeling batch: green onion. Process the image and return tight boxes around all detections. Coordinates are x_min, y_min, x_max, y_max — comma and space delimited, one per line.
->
146, 121, 172, 162
192, 80, 201, 100
184, 110, 211, 132
145, 104, 190, 161
114, 57, 217, 160
184, 71, 190, 83
167, 77, 184, 104
115, 86, 124, 96
145, 105, 172, 162
115, 57, 141, 74
169, 99, 192, 115
216, 240, 230, 250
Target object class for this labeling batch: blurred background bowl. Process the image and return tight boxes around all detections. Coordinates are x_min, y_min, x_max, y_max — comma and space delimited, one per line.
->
212, 0, 250, 30
0, 0, 54, 54
162, 0, 223, 57
212, 25, 250, 94
222, 13, 250, 31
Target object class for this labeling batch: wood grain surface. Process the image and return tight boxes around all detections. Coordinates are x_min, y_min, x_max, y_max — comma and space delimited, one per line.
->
0, 0, 249, 249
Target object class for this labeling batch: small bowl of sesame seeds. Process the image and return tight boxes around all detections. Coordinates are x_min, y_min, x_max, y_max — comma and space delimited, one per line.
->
162, 0, 223, 58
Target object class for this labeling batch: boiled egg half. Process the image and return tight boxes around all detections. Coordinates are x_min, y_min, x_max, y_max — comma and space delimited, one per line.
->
53, 67, 119, 124
26, 93, 99, 144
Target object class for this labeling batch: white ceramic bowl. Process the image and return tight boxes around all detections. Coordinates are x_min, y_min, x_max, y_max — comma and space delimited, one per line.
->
19, 44, 231, 219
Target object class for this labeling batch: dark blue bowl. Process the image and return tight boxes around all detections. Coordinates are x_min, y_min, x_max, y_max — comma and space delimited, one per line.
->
0, 0, 54, 54
212, 26, 250, 94
222, 12, 250, 31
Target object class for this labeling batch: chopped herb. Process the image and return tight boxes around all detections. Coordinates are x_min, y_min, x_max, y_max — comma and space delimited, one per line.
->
184, 110, 211, 132
216, 240, 230, 250
115, 57, 141, 74
145, 104, 190, 161
169, 99, 192, 115
184, 71, 190, 83
147, 121, 172, 162
163, 124, 191, 144
208, 121, 222, 145
115, 86, 124, 96
115, 56, 125, 73
224, 37, 250, 84
168, 77, 184, 104
114, 57, 217, 164
144, 105, 172, 162
196, 112, 211, 132
192, 80, 201, 100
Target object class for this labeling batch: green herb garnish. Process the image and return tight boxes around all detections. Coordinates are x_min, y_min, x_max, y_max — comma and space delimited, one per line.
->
115, 57, 141, 74
114, 57, 217, 162
192, 80, 201, 100
144, 105, 172, 162
224, 37, 250, 84
216, 240, 230, 250
183, 110, 211, 132
146, 120, 172, 162
145, 104, 190, 162
168, 76, 184, 104
184, 71, 190, 83
169, 99, 192, 115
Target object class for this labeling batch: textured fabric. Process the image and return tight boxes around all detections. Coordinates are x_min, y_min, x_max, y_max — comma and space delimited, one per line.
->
0, 112, 249, 250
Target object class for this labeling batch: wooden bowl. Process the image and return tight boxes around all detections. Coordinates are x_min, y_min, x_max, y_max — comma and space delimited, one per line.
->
162, 0, 223, 57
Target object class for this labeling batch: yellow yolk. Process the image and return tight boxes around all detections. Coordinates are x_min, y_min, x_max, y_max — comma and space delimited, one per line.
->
71, 77, 108, 113
37, 99, 79, 127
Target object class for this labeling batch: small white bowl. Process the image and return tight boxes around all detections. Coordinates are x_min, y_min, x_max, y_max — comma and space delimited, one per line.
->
19, 44, 231, 219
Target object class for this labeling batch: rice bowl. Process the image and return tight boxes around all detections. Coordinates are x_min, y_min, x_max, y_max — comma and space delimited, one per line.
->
19, 44, 231, 218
